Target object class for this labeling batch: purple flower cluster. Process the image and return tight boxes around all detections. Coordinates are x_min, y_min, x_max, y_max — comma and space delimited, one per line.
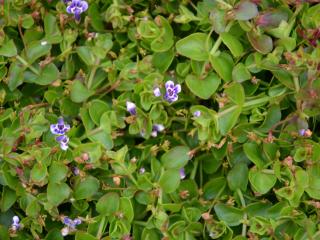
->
11, 216, 20, 231
50, 118, 70, 151
153, 80, 181, 103
63, 0, 88, 21
61, 217, 81, 236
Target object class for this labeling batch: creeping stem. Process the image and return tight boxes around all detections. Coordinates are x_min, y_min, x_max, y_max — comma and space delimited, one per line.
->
237, 189, 248, 237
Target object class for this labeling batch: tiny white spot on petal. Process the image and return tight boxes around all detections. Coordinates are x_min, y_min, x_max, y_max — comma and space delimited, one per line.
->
41, 41, 48, 46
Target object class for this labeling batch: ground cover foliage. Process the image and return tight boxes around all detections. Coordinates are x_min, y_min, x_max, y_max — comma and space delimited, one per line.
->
0, 0, 320, 239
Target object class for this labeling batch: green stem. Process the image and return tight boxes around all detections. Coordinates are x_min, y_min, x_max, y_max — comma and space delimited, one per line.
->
200, 158, 203, 187
55, 47, 73, 61
237, 189, 247, 238
87, 65, 98, 89
218, 96, 271, 117
190, 157, 199, 180
96, 216, 106, 239
210, 22, 233, 56
16, 55, 40, 75
133, 221, 148, 227
80, 127, 103, 140
68, 140, 78, 149
293, 76, 300, 93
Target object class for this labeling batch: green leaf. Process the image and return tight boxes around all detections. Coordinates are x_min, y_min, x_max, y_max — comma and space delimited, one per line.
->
77, 46, 96, 66
243, 142, 266, 169
96, 192, 120, 216
138, 20, 160, 39
224, 82, 245, 105
0, 225, 10, 240
150, 16, 174, 52
26, 199, 40, 217
214, 203, 244, 226
30, 163, 47, 183
88, 99, 110, 125
44, 13, 62, 43
176, 33, 212, 61
306, 165, 320, 200
75, 232, 98, 240
221, 32, 243, 57
153, 48, 174, 72
120, 197, 134, 222
186, 72, 221, 99
8, 62, 24, 91
200, 153, 223, 174
48, 162, 68, 183
74, 176, 100, 200
25, 63, 59, 85
45, 229, 64, 240
249, 168, 277, 194
161, 146, 190, 169
234, 1, 258, 20
89, 130, 113, 150
74, 143, 102, 164
88, 3, 105, 31
227, 163, 248, 191
210, 52, 234, 82
247, 32, 273, 55
218, 106, 241, 135
38, 63, 59, 85
26, 41, 51, 64
1, 187, 16, 212
159, 169, 181, 193
294, 148, 307, 162
271, 69, 295, 90
70, 80, 94, 103
258, 105, 281, 132
0, 39, 17, 57
203, 177, 226, 200
232, 63, 251, 82
47, 182, 71, 205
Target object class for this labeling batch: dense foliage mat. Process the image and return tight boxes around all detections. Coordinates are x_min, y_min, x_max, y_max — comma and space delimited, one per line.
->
0, 0, 320, 239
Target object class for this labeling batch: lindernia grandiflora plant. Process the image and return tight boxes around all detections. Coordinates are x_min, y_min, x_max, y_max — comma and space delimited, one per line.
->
3, 0, 320, 239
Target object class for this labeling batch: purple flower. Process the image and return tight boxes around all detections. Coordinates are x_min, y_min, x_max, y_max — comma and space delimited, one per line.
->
61, 227, 69, 236
180, 168, 186, 179
50, 117, 70, 135
66, 0, 88, 21
11, 216, 20, 231
164, 80, 181, 103
63, 217, 72, 225
299, 129, 306, 136
73, 218, 82, 226
72, 166, 80, 175
63, 217, 81, 230
139, 167, 145, 174
126, 101, 136, 115
56, 135, 69, 151
151, 124, 165, 137
153, 87, 161, 97
193, 110, 201, 117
